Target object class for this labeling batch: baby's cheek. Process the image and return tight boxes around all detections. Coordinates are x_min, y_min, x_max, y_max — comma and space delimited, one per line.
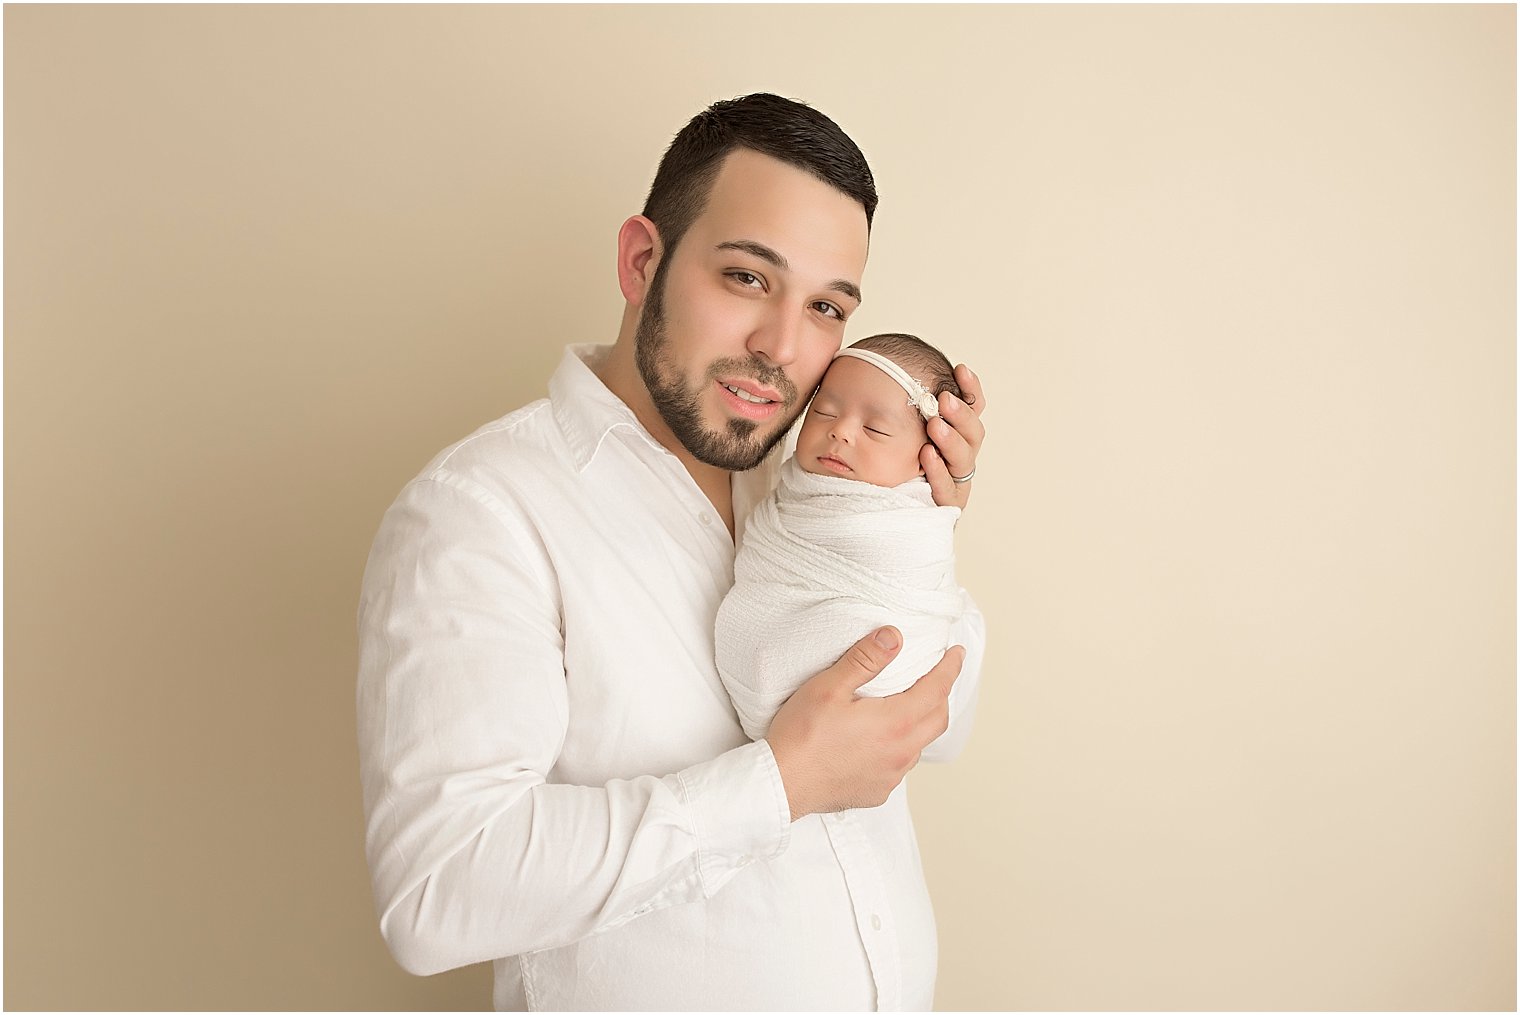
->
893, 440, 928, 484
796, 418, 822, 447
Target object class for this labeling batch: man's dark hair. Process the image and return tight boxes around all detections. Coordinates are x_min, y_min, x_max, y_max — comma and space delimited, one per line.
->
848, 333, 965, 403
642, 93, 877, 262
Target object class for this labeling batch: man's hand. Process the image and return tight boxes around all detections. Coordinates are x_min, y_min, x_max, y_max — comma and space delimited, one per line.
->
765, 627, 965, 821
921, 363, 986, 510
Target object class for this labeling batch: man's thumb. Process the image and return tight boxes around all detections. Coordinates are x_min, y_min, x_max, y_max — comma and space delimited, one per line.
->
833, 627, 902, 690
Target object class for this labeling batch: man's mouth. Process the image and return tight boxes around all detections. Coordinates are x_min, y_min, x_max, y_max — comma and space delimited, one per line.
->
715, 379, 784, 420
719, 382, 777, 404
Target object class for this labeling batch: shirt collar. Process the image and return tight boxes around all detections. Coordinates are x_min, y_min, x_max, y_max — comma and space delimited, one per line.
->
549, 344, 670, 472
546, 344, 788, 531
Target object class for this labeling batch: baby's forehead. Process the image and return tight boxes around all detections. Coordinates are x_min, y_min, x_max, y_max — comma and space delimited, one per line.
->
817, 355, 924, 418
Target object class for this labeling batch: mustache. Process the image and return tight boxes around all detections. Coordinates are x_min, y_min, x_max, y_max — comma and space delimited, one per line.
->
705, 357, 799, 406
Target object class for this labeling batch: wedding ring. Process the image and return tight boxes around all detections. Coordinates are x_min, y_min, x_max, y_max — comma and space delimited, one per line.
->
950, 467, 976, 484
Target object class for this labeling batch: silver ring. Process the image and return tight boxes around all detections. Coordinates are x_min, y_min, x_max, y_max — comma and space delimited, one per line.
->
950, 467, 976, 484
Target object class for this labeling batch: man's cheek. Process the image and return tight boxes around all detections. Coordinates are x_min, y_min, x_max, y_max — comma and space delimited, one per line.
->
804, 352, 836, 393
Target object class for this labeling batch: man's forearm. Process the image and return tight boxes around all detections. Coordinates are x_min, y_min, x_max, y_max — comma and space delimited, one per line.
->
366, 739, 790, 975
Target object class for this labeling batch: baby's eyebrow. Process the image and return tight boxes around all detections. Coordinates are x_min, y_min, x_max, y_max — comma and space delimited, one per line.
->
859, 403, 921, 432
715, 239, 862, 304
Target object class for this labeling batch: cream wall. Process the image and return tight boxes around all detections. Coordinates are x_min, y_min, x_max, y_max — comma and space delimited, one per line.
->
5, 4, 1513, 1010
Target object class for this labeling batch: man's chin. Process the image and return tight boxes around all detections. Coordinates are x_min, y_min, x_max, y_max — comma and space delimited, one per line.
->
684, 415, 787, 472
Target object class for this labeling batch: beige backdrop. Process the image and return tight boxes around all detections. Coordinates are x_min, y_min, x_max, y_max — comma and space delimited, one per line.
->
5, 4, 1514, 1011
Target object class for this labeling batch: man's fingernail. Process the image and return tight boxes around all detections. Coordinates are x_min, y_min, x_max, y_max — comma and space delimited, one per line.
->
874, 628, 900, 650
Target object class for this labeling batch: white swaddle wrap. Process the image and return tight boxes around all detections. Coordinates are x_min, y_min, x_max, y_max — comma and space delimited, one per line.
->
716, 454, 964, 741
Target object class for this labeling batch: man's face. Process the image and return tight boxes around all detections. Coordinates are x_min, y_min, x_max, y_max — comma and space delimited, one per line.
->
635, 149, 870, 471
796, 355, 929, 488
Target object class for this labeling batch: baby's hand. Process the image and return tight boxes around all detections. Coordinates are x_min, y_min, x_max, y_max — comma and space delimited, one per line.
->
922, 363, 985, 510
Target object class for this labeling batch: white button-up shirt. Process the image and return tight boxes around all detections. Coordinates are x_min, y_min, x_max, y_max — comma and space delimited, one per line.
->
357, 345, 985, 1011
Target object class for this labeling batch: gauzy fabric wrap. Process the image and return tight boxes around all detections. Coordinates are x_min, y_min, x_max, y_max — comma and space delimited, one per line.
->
717, 454, 964, 741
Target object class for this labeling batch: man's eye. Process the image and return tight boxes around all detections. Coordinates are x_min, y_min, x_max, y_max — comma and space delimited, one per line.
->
812, 301, 846, 320
728, 271, 765, 289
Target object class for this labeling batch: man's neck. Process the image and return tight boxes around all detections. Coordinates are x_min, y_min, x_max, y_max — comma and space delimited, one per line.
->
592, 340, 736, 538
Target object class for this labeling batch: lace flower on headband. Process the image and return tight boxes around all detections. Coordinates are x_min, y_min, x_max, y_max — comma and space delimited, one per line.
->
831, 348, 941, 420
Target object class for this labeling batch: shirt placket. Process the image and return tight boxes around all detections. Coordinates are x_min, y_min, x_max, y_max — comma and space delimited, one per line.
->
822, 811, 902, 1011
634, 434, 738, 580
617, 428, 735, 574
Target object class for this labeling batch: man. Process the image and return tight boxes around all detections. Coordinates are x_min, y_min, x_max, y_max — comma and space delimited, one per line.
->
357, 93, 987, 1011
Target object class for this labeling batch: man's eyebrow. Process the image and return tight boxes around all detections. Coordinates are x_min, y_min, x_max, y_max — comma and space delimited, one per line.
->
716, 239, 787, 269
716, 239, 863, 305
827, 278, 863, 304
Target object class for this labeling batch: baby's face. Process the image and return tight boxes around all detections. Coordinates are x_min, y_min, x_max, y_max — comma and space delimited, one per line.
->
796, 355, 929, 488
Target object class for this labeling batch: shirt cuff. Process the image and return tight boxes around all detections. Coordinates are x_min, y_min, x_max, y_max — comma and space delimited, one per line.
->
677, 738, 792, 897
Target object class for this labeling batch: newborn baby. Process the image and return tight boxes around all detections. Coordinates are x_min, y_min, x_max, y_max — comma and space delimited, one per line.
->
716, 332, 976, 741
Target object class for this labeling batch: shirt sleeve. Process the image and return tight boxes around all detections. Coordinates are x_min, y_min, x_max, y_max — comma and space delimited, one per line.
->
920, 587, 986, 764
356, 472, 792, 976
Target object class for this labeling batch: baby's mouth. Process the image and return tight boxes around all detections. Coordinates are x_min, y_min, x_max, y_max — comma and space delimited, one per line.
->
816, 455, 852, 473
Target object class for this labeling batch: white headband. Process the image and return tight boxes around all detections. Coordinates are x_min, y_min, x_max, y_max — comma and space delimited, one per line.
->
832, 347, 941, 420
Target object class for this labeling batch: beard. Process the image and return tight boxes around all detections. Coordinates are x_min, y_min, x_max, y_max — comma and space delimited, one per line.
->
634, 260, 803, 471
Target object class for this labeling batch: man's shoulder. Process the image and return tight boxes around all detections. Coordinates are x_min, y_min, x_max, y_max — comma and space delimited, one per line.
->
426, 398, 558, 468
406, 397, 571, 503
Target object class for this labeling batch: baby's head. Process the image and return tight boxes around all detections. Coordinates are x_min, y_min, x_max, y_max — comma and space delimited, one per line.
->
797, 333, 963, 488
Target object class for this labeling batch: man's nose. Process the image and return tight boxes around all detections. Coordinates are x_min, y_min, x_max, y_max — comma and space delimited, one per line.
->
746, 305, 800, 368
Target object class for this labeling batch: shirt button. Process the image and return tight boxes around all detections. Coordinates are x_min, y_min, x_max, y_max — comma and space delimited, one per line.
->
738, 855, 753, 866
871, 914, 882, 931
699, 513, 714, 526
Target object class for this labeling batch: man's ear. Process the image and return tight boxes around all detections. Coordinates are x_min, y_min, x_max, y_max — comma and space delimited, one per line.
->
617, 215, 662, 307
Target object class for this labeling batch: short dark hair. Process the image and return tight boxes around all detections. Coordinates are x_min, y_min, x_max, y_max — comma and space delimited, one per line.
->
848, 333, 965, 403
642, 93, 877, 262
